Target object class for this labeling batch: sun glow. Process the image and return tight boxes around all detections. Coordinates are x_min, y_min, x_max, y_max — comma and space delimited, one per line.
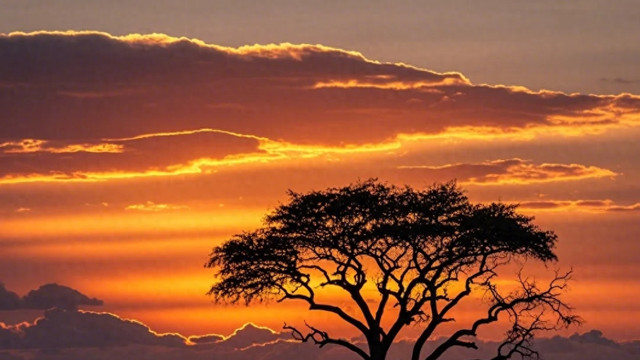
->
1, 209, 264, 239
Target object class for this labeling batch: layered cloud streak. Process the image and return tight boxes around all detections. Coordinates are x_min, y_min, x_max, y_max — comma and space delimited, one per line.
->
1, 309, 638, 360
1, 31, 639, 184
399, 159, 617, 185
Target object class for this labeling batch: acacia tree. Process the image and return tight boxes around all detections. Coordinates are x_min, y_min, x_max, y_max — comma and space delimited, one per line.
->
207, 180, 578, 360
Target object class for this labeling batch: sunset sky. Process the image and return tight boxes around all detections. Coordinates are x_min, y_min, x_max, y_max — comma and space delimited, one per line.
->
1, 1, 640, 355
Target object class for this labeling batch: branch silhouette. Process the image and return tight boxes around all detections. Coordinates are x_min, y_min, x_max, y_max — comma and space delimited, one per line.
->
206, 179, 578, 360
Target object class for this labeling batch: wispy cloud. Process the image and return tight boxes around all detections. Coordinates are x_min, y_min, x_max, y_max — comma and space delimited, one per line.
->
0, 128, 401, 185
518, 199, 640, 213
600, 77, 639, 85
398, 158, 617, 185
0, 139, 123, 154
125, 201, 189, 212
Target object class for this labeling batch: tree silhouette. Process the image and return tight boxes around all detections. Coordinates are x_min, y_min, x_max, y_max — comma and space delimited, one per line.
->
207, 180, 578, 360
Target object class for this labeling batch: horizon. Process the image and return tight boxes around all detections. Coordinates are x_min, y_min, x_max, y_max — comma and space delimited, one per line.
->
3, 305, 636, 360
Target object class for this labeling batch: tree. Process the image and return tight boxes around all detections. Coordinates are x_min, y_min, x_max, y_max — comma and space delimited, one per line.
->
206, 180, 578, 360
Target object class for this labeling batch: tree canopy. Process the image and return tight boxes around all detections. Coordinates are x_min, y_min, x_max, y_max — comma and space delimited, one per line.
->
207, 180, 577, 360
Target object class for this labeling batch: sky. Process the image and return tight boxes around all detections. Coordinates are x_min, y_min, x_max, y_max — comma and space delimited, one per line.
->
1, 1, 640, 359
2, 0, 640, 94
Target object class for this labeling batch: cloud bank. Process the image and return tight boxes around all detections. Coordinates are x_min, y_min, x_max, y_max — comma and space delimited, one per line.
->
0, 308, 184, 349
398, 158, 617, 185
1, 31, 639, 184
0, 285, 21, 311
0, 309, 638, 360
0, 283, 103, 311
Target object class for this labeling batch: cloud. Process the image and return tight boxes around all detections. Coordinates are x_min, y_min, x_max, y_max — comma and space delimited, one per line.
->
216, 322, 290, 350
0, 284, 21, 311
398, 158, 617, 185
528, 330, 640, 360
518, 199, 640, 213
600, 77, 639, 85
125, 201, 189, 212
0, 128, 399, 185
0, 129, 263, 184
605, 203, 640, 212
0, 139, 123, 154
0, 308, 185, 349
22, 284, 103, 310
187, 333, 224, 345
1, 306, 638, 360
570, 329, 618, 346
0, 283, 103, 311
1, 313, 638, 360
0, 310, 292, 351
0, 31, 639, 185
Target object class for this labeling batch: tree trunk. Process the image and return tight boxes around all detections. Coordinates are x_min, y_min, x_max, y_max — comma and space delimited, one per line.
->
370, 351, 387, 360
369, 341, 388, 360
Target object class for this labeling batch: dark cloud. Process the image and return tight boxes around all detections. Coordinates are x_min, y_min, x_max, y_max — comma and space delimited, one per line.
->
0, 32, 638, 184
0, 309, 290, 351
0, 32, 635, 140
0, 308, 184, 349
570, 329, 618, 347
217, 322, 290, 349
1, 307, 638, 360
528, 330, 640, 360
0, 285, 21, 311
600, 77, 639, 84
1, 316, 639, 360
0, 283, 102, 311
2, 305, 638, 360
22, 284, 103, 310
0, 32, 456, 87
0, 31, 462, 142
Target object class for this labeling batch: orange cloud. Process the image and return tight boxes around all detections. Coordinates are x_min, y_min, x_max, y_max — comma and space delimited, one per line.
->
312, 76, 467, 90
104, 128, 266, 142
0, 128, 401, 185
518, 199, 640, 213
125, 201, 189, 212
0, 139, 123, 154
0, 31, 639, 188
0, 129, 262, 184
1, 30, 638, 148
398, 158, 617, 185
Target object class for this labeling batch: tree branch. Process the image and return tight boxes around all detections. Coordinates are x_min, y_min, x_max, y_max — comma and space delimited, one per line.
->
421, 270, 577, 360
284, 322, 371, 360
279, 289, 371, 336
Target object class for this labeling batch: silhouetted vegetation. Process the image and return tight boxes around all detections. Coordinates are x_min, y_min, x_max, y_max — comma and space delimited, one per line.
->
207, 180, 578, 360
